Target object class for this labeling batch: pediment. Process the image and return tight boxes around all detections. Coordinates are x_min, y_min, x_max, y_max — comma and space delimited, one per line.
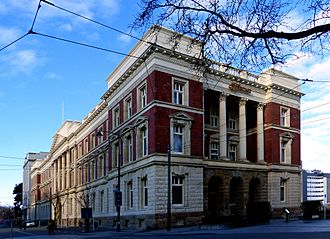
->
279, 132, 294, 139
169, 112, 194, 121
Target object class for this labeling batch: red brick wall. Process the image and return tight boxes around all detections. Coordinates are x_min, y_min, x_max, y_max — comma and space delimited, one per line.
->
264, 129, 279, 164
154, 71, 172, 103
151, 106, 203, 157
265, 102, 301, 129
189, 80, 203, 109
263, 101, 301, 165
291, 132, 301, 165
264, 102, 280, 125
264, 128, 301, 166
290, 108, 300, 129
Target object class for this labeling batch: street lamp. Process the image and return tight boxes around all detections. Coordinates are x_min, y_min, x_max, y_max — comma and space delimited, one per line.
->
96, 130, 121, 232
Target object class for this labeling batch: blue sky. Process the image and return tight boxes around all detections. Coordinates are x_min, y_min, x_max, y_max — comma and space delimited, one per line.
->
0, 0, 329, 205
0, 0, 139, 205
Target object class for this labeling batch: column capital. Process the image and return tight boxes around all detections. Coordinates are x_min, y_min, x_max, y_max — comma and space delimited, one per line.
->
257, 103, 266, 110
239, 98, 248, 106
219, 92, 228, 102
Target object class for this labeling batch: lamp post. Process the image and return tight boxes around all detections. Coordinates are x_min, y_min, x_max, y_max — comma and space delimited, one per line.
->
167, 143, 171, 231
97, 130, 121, 232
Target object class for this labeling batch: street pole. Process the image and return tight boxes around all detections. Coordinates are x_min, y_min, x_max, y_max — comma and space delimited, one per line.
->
97, 129, 121, 232
167, 143, 171, 231
50, 189, 52, 220
116, 132, 121, 232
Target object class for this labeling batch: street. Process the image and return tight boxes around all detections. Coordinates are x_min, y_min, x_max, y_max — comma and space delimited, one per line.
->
2, 220, 330, 239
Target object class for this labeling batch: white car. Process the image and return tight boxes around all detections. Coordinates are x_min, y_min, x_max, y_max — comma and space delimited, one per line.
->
25, 220, 35, 227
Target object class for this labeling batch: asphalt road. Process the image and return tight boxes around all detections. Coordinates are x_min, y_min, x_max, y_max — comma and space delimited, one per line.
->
1, 223, 330, 239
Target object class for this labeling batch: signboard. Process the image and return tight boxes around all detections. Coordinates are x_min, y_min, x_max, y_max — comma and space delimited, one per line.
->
229, 83, 251, 94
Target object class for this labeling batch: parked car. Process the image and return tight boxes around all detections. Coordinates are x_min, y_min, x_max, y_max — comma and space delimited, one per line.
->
23, 220, 35, 227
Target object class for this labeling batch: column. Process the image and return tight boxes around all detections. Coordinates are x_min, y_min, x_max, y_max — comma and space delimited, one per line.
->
53, 162, 56, 193
73, 147, 77, 187
62, 155, 65, 190
57, 158, 61, 191
239, 98, 247, 161
219, 93, 227, 159
66, 151, 70, 189
257, 103, 265, 163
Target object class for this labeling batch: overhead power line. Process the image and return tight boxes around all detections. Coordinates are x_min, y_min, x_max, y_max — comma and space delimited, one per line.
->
0, 155, 25, 160
0, 33, 29, 52
40, 0, 149, 45
31, 31, 141, 59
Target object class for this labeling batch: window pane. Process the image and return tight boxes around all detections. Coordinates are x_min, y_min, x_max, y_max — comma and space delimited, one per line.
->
174, 134, 183, 152
172, 186, 183, 204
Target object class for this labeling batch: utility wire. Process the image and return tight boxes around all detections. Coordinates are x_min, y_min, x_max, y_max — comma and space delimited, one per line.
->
303, 116, 330, 125
30, 0, 42, 31
40, 0, 150, 45
0, 33, 29, 52
31, 31, 141, 59
0, 155, 25, 160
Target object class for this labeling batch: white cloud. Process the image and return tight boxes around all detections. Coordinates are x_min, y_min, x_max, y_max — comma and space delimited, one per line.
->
59, 23, 73, 32
44, 72, 62, 81
117, 34, 132, 44
0, 50, 42, 77
10, 50, 37, 67
285, 53, 330, 172
0, 26, 20, 45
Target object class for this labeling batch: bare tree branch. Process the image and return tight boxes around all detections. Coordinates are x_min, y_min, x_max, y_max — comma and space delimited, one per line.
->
133, 0, 330, 70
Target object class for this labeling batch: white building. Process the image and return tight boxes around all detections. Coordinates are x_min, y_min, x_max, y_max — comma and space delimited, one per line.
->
302, 170, 327, 205
22, 152, 48, 221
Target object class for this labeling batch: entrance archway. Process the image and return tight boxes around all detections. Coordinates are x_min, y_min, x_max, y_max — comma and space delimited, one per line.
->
208, 176, 224, 217
229, 177, 244, 215
249, 177, 262, 203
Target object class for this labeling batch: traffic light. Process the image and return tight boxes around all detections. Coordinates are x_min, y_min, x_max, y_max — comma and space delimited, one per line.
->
115, 191, 122, 206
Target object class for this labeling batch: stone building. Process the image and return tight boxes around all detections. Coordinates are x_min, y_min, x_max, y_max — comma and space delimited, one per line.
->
23, 152, 48, 222
28, 26, 303, 229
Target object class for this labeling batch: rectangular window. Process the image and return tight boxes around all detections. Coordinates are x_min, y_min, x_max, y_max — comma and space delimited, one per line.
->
280, 179, 286, 202
210, 142, 219, 160
127, 181, 133, 209
113, 143, 120, 168
142, 128, 148, 156
68, 198, 72, 215
172, 176, 184, 205
124, 97, 132, 120
128, 136, 133, 162
90, 160, 95, 180
91, 193, 95, 210
142, 178, 148, 207
97, 126, 104, 145
84, 138, 89, 154
210, 107, 218, 127
173, 125, 184, 153
173, 81, 184, 105
124, 135, 133, 164
281, 142, 286, 163
100, 191, 104, 213
78, 143, 82, 158
137, 125, 148, 159
281, 107, 290, 127
91, 133, 95, 149
229, 113, 237, 130
113, 107, 120, 128
229, 144, 237, 161
138, 85, 147, 110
